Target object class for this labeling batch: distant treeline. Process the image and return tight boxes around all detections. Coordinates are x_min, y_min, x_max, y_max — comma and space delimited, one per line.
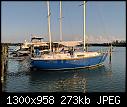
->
81, 40, 126, 47
1, 43, 23, 46
86, 43, 126, 47
1, 40, 126, 47
111, 40, 126, 47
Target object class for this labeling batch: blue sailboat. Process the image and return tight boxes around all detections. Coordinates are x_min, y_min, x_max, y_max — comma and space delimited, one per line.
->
31, 1, 108, 70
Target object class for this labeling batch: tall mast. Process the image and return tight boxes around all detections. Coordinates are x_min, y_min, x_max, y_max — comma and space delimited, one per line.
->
60, 1, 62, 41
83, 1, 86, 51
47, 1, 52, 52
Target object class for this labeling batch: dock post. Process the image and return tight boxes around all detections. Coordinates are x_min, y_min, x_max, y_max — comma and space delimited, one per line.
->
86, 43, 88, 52
109, 43, 112, 64
1, 44, 8, 84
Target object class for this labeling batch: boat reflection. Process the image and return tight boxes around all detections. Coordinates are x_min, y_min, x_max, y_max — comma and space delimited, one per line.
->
29, 65, 112, 92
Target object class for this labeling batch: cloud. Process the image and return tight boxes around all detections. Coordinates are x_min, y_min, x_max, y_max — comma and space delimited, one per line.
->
85, 34, 124, 43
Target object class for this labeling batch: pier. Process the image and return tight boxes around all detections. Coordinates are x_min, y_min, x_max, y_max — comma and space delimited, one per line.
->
1, 44, 8, 84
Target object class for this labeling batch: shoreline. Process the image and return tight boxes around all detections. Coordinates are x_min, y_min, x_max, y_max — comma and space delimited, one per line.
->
1, 43, 126, 47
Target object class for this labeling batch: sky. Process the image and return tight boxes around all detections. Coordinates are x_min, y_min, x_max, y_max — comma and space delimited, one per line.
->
1, 1, 126, 43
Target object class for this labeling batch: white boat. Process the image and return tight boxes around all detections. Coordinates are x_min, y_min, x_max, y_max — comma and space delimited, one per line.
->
15, 40, 30, 57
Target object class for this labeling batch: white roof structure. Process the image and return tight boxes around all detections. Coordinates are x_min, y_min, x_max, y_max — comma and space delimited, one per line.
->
32, 42, 48, 46
58, 41, 81, 47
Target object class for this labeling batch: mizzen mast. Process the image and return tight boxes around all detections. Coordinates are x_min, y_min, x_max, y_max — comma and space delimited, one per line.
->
83, 1, 86, 51
47, 1, 52, 52
60, 1, 62, 42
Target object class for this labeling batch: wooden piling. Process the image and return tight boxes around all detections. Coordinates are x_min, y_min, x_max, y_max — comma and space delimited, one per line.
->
86, 43, 88, 52
1, 44, 8, 84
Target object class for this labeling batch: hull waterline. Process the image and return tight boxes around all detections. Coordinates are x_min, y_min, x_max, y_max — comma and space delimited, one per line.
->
31, 53, 108, 70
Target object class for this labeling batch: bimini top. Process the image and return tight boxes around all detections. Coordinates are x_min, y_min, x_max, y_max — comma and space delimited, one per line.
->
31, 36, 44, 42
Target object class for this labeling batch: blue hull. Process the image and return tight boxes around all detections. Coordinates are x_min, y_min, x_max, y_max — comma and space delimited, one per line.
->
31, 53, 108, 70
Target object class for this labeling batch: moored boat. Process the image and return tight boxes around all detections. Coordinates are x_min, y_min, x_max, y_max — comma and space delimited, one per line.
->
31, 51, 108, 70
30, 1, 108, 70
10, 40, 30, 57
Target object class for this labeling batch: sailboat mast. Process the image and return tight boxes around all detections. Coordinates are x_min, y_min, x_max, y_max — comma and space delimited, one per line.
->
83, 1, 86, 51
47, 1, 52, 52
60, 1, 62, 41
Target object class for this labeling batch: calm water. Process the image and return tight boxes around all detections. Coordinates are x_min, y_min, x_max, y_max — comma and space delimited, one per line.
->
2, 47, 126, 92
